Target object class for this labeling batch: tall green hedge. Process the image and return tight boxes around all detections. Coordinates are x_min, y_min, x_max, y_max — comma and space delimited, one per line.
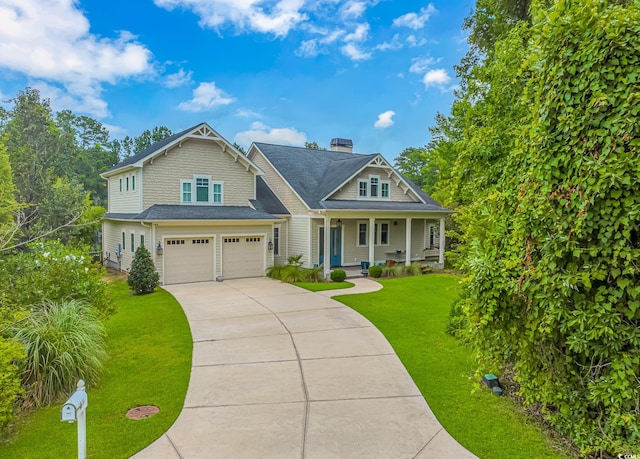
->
454, 0, 640, 455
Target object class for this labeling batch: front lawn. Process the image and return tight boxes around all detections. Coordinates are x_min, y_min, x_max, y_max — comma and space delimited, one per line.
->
334, 274, 571, 459
0, 279, 192, 458
293, 281, 354, 292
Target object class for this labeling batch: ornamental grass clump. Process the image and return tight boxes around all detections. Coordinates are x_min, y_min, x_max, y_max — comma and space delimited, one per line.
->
128, 245, 160, 295
13, 299, 107, 407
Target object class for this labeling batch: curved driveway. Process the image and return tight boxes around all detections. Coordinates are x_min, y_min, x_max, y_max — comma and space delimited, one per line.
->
133, 277, 476, 459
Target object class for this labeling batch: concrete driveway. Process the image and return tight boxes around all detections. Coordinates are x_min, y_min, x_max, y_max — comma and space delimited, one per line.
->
132, 277, 476, 459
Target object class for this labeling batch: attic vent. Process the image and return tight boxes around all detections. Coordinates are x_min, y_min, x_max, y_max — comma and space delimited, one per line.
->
330, 138, 353, 153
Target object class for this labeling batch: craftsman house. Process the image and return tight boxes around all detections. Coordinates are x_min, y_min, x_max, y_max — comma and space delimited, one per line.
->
101, 122, 451, 284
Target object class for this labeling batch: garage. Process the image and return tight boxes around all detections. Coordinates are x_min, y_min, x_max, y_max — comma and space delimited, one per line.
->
164, 237, 214, 285
222, 236, 265, 279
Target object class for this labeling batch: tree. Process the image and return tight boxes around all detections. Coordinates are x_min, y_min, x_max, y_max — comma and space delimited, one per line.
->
304, 141, 326, 150
232, 142, 246, 154
112, 126, 173, 159
127, 245, 159, 294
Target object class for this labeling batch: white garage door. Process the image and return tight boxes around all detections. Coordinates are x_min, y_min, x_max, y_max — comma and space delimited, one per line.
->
164, 237, 214, 285
222, 236, 265, 279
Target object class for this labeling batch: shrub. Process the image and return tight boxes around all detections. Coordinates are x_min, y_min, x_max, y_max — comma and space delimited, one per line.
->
421, 264, 434, 275
287, 254, 303, 267
13, 299, 108, 407
266, 264, 285, 279
0, 336, 25, 430
1, 241, 112, 317
381, 265, 401, 277
402, 262, 423, 276
369, 265, 383, 278
127, 245, 159, 295
279, 265, 308, 283
330, 269, 346, 282
303, 265, 325, 283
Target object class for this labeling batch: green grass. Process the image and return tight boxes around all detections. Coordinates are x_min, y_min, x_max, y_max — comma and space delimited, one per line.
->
293, 281, 355, 292
334, 274, 572, 459
0, 280, 192, 458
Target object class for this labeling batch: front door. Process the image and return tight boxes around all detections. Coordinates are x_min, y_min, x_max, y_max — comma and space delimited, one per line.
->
319, 227, 342, 267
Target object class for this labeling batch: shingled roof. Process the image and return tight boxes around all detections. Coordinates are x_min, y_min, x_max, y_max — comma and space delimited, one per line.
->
252, 142, 450, 212
104, 205, 279, 221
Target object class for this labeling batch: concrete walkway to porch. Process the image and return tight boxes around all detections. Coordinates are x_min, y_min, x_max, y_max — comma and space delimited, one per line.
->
132, 277, 476, 459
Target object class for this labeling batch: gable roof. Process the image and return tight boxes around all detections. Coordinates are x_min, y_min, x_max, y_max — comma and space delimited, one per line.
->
252, 142, 450, 212
102, 122, 261, 177
253, 143, 376, 208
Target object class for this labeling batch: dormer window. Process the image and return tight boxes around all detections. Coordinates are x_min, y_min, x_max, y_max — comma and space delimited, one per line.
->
357, 175, 390, 200
181, 175, 224, 205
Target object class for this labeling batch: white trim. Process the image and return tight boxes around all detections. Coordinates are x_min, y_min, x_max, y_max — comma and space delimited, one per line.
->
357, 179, 368, 199
273, 224, 281, 256
180, 179, 193, 204
375, 220, 390, 246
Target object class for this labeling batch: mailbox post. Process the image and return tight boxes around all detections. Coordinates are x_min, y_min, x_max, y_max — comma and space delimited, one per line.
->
61, 380, 88, 459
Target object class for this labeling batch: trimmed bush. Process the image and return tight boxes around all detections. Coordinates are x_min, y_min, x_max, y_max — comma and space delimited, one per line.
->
13, 299, 107, 407
128, 245, 159, 295
369, 265, 383, 278
330, 269, 346, 282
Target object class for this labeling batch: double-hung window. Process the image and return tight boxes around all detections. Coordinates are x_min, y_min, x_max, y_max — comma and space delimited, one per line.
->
196, 177, 209, 202
381, 182, 390, 198
357, 222, 368, 246
358, 180, 368, 198
273, 225, 280, 255
212, 182, 223, 204
375, 222, 389, 245
181, 180, 192, 203
130, 232, 135, 252
370, 176, 379, 198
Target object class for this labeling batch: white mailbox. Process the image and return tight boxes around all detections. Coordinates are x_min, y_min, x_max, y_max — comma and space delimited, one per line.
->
60, 380, 88, 459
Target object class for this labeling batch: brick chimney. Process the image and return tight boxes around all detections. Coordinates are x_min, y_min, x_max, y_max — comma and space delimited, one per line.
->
330, 138, 353, 153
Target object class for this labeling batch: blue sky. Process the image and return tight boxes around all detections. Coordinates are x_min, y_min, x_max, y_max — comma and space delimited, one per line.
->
0, 0, 472, 162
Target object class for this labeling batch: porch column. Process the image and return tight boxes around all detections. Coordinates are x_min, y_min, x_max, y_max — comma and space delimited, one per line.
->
438, 217, 446, 265
323, 216, 331, 278
405, 218, 412, 266
368, 217, 375, 266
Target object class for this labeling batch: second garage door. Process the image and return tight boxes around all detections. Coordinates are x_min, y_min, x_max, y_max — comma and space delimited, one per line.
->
222, 236, 265, 279
164, 237, 214, 285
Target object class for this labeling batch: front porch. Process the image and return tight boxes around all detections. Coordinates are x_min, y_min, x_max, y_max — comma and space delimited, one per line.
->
312, 215, 447, 279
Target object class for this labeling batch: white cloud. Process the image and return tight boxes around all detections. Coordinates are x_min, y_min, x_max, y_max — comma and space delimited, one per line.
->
178, 81, 235, 112
341, 43, 371, 61
236, 108, 262, 118
393, 4, 437, 30
154, 0, 308, 37
406, 35, 426, 47
409, 56, 438, 74
0, 0, 153, 117
164, 68, 193, 88
102, 123, 128, 137
32, 81, 109, 118
423, 69, 451, 88
374, 110, 395, 129
340, 1, 366, 20
234, 121, 307, 147
344, 23, 369, 42
375, 33, 402, 51
296, 39, 321, 57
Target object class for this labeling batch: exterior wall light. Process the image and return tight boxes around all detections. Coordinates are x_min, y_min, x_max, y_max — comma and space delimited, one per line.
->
336, 219, 342, 228
156, 242, 163, 256
268, 240, 274, 251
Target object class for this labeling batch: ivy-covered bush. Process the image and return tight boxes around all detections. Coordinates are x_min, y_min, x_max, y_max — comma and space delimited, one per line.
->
13, 299, 107, 407
128, 245, 159, 294
0, 240, 112, 317
451, 1, 640, 455
368, 265, 382, 278
330, 269, 346, 282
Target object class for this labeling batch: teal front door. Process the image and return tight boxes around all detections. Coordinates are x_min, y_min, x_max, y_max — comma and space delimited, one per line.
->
319, 227, 342, 267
